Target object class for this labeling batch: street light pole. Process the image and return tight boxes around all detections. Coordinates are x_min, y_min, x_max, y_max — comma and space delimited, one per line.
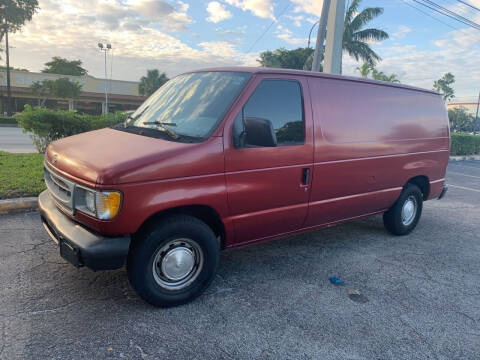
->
104, 47, 108, 114
98, 42, 111, 114
307, 21, 319, 49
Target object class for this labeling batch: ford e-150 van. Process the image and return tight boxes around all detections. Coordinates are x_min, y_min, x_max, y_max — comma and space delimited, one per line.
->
39, 67, 449, 307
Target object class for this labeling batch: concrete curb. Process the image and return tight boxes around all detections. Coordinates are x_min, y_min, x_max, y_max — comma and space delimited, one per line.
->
0, 197, 38, 215
449, 155, 480, 161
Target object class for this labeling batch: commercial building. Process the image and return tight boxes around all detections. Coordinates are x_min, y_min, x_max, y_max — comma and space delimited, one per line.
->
0, 69, 146, 115
447, 101, 479, 116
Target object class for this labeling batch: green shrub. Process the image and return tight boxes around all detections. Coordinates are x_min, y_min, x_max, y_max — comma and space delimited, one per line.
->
450, 132, 480, 156
0, 115, 17, 125
15, 105, 126, 153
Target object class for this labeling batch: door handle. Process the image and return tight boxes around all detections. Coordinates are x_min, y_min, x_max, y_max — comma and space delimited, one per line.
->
302, 168, 310, 185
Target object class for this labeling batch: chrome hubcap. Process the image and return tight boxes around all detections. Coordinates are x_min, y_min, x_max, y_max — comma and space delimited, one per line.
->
161, 247, 195, 281
152, 239, 203, 290
401, 196, 417, 226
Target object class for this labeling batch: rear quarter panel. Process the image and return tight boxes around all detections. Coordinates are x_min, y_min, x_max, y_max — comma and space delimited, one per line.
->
305, 77, 449, 227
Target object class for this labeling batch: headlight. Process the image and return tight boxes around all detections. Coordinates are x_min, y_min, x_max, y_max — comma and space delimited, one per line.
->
74, 187, 122, 220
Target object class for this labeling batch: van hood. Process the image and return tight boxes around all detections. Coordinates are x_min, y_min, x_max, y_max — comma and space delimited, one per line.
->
46, 128, 224, 185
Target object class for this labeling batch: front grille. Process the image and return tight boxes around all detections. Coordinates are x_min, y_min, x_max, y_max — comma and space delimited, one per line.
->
44, 164, 75, 213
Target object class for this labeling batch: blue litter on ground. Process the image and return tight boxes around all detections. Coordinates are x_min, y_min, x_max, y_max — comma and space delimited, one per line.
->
329, 277, 343, 285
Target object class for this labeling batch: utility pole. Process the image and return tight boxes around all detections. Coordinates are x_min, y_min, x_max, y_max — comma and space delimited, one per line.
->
3, 6, 12, 116
311, 0, 330, 72
323, 0, 346, 75
5, 30, 12, 116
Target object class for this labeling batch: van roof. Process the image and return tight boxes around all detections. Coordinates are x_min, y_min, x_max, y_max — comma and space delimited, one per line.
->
190, 66, 439, 96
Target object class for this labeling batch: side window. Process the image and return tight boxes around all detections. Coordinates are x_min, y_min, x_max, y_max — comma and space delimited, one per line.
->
233, 79, 304, 147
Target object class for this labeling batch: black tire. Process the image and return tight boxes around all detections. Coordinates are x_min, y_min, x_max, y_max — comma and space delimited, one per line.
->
127, 215, 219, 307
383, 183, 423, 236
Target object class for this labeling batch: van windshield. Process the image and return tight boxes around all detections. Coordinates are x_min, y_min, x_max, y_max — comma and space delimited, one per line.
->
124, 71, 251, 141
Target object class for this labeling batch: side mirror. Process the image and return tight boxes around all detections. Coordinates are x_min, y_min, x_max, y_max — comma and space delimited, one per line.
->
243, 117, 277, 147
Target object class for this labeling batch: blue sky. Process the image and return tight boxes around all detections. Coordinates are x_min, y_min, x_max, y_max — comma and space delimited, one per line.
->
5, 0, 480, 100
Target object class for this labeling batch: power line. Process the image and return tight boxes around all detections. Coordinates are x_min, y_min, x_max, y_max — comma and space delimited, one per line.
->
421, 0, 480, 28
412, 0, 480, 30
399, 0, 459, 30
245, 2, 290, 53
456, 0, 480, 12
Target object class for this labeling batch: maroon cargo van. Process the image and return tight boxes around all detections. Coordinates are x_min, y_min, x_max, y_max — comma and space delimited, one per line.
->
39, 67, 449, 307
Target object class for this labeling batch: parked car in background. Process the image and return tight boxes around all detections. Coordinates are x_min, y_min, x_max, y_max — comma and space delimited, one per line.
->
38, 67, 449, 307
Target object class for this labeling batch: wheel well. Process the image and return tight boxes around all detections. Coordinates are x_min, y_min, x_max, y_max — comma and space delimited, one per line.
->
136, 205, 226, 249
406, 176, 430, 200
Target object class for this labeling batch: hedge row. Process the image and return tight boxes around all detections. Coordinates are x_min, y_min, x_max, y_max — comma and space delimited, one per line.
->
15, 105, 127, 153
0, 115, 17, 125
450, 132, 480, 156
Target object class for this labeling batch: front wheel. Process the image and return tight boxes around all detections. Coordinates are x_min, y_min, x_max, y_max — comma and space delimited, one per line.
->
383, 183, 423, 236
127, 215, 220, 307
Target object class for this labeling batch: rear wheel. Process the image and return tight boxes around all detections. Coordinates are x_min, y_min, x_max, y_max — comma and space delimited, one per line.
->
383, 183, 423, 236
127, 215, 219, 307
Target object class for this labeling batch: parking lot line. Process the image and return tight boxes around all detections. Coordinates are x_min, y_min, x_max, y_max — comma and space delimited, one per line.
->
449, 184, 480, 193
448, 171, 480, 179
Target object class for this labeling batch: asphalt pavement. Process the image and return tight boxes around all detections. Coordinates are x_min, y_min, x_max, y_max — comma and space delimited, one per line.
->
0, 127, 36, 153
0, 161, 479, 359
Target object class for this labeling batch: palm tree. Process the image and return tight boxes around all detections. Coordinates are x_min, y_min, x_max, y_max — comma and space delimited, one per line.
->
356, 63, 373, 78
343, 0, 389, 66
139, 69, 169, 97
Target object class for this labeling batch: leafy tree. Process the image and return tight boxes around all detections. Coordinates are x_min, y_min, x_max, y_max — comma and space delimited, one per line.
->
139, 69, 169, 96
51, 77, 82, 99
433, 73, 455, 101
0, 0, 39, 45
343, 0, 389, 66
257, 47, 316, 71
30, 78, 82, 106
448, 107, 475, 133
29, 80, 53, 106
42, 57, 88, 76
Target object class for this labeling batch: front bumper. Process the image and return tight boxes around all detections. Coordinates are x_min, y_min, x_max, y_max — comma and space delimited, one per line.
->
38, 190, 131, 271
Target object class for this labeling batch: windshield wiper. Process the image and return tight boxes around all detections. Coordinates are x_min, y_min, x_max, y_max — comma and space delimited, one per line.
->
142, 121, 179, 139
124, 106, 150, 127
142, 121, 176, 126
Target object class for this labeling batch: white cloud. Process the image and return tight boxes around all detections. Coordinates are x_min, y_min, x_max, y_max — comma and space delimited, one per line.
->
6, 0, 257, 81
225, 0, 275, 20
291, 0, 325, 17
276, 25, 307, 45
206, 1, 232, 23
342, 28, 480, 98
390, 25, 412, 40
285, 14, 304, 27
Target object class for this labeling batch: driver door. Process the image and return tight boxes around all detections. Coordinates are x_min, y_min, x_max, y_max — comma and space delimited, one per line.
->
223, 75, 314, 245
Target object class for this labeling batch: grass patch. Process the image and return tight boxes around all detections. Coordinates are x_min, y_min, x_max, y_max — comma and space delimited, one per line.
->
0, 151, 45, 200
